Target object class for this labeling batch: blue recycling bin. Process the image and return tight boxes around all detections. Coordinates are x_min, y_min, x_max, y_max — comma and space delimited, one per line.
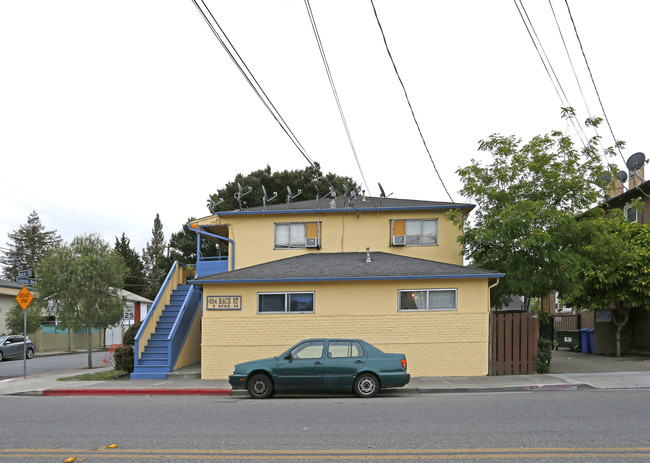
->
579, 328, 594, 354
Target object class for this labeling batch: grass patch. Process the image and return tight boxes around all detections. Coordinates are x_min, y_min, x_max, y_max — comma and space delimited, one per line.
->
58, 370, 128, 381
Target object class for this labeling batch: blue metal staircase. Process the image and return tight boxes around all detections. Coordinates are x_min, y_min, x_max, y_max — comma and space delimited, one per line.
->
131, 264, 202, 380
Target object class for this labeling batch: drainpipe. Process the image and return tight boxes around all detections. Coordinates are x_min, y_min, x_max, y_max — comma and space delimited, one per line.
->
488, 278, 500, 312
487, 278, 500, 376
186, 223, 236, 271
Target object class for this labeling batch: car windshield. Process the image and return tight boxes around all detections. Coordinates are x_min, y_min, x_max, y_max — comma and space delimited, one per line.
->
0, 336, 6, 343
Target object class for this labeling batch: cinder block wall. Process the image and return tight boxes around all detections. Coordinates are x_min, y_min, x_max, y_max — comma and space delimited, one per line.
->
200, 278, 489, 379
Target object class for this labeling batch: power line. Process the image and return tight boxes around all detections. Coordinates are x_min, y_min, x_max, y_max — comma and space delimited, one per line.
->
513, 0, 588, 147
303, 0, 373, 198
369, 0, 454, 203
191, 0, 316, 169
563, 0, 627, 166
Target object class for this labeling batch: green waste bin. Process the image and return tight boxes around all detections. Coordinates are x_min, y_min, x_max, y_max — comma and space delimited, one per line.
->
555, 330, 581, 351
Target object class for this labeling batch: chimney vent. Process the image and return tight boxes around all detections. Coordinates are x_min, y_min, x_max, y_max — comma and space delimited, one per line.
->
365, 247, 372, 263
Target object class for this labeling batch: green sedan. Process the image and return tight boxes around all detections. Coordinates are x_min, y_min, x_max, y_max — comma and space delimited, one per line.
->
229, 338, 410, 399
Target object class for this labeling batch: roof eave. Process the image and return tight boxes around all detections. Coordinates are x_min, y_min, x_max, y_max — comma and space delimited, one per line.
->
190, 273, 505, 285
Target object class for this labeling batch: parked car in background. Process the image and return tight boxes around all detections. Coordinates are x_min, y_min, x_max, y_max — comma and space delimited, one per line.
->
229, 338, 410, 399
0, 335, 35, 361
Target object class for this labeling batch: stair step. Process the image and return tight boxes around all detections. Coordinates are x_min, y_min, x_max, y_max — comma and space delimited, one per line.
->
144, 347, 167, 354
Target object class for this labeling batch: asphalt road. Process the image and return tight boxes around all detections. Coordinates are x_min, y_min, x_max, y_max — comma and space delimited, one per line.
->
0, 351, 108, 380
1, 389, 648, 462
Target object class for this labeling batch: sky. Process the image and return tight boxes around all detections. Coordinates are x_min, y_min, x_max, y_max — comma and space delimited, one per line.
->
1, 1, 649, 256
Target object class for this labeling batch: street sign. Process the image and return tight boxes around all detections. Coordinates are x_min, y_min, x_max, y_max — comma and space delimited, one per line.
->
16, 277, 36, 286
16, 286, 34, 311
18, 269, 34, 278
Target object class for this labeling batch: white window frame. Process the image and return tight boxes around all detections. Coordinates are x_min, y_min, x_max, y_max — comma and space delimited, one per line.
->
391, 219, 438, 246
258, 291, 315, 314
274, 222, 320, 249
624, 204, 638, 223
398, 288, 457, 311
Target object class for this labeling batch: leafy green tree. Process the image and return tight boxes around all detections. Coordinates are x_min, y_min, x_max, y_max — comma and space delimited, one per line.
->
114, 233, 146, 295
168, 218, 218, 265
563, 208, 650, 357
142, 214, 169, 300
207, 163, 359, 212
4, 303, 45, 335
449, 112, 615, 310
1, 211, 60, 280
36, 233, 128, 368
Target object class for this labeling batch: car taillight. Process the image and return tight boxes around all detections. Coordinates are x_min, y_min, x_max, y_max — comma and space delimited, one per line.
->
401, 358, 407, 370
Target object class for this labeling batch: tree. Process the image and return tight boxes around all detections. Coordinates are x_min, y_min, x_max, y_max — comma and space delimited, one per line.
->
168, 218, 218, 265
36, 233, 128, 368
449, 112, 615, 310
563, 207, 650, 357
1, 211, 60, 280
114, 233, 146, 295
206, 163, 359, 212
142, 214, 169, 300
4, 303, 45, 335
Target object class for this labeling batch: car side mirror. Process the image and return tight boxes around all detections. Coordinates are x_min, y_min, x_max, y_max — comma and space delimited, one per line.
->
284, 353, 293, 361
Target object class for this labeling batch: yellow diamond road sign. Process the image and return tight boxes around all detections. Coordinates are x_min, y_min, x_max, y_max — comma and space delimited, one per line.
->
16, 286, 33, 311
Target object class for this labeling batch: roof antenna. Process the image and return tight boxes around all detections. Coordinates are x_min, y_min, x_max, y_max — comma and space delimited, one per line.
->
342, 185, 349, 208
378, 182, 392, 207
286, 186, 302, 209
349, 188, 357, 207
208, 197, 224, 214
314, 184, 320, 209
328, 187, 336, 209
234, 183, 253, 211
365, 247, 372, 263
262, 185, 278, 211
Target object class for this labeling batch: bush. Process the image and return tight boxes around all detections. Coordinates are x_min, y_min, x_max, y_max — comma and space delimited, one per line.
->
113, 345, 135, 373
536, 338, 553, 373
122, 321, 142, 346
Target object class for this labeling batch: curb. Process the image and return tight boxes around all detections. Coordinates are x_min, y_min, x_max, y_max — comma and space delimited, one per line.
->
415, 383, 584, 394
41, 388, 232, 397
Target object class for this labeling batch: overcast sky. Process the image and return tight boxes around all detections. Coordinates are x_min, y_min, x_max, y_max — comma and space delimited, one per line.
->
1, 1, 648, 255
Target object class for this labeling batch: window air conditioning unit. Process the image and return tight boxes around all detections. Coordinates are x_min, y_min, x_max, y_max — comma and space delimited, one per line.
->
392, 235, 406, 246
305, 238, 319, 248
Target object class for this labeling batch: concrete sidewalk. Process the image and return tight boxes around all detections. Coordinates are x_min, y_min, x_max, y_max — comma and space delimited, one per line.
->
1, 349, 649, 397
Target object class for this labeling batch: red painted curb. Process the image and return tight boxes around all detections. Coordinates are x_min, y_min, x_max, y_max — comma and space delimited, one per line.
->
42, 388, 232, 396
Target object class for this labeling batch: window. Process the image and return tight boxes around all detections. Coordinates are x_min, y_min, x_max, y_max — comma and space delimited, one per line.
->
275, 222, 321, 249
291, 340, 324, 359
391, 219, 438, 246
398, 289, 457, 311
328, 341, 365, 358
258, 292, 314, 313
624, 205, 638, 223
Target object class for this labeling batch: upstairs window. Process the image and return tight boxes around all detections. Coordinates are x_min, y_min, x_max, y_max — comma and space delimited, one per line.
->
275, 222, 321, 249
624, 204, 638, 223
391, 219, 438, 246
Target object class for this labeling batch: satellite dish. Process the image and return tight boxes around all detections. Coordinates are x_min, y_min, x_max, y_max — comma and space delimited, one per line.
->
626, 152, 646, 171
378, 183, 386, 199
596, 173, 611, 188
616, 170, 628, 183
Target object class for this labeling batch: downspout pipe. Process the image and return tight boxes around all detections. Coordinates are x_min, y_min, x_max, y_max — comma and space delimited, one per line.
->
487, 278, 500, 312
186, 223, 235, 271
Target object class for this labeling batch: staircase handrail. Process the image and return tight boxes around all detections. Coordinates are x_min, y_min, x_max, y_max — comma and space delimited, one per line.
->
167, 283, 202, 369
134, 261, 186, 367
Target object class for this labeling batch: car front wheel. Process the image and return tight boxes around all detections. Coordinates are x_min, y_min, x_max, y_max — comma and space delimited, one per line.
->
354, 373, 379, 398
247, 374, 273, 399
26, 348, 34, 359
0, 351, 3, 361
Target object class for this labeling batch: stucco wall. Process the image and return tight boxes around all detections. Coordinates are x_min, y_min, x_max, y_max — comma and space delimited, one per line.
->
198, 209, 464, 270
200, 278, 489, 379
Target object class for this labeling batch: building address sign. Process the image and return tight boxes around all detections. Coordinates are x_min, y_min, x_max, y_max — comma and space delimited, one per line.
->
207, 295, 242, 310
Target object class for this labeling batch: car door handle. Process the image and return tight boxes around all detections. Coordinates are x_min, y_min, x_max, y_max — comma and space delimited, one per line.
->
314, 361, 323, 365
355, 360, 363, 364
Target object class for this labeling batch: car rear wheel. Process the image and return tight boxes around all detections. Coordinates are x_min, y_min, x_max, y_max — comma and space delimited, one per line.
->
26, 348, 34, 359
247, 374, 273, 399
354, 373, 379, 398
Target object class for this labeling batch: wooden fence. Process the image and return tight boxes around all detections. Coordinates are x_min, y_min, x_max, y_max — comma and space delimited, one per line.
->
490, 311, 538, 375
554, 314, 580, 331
